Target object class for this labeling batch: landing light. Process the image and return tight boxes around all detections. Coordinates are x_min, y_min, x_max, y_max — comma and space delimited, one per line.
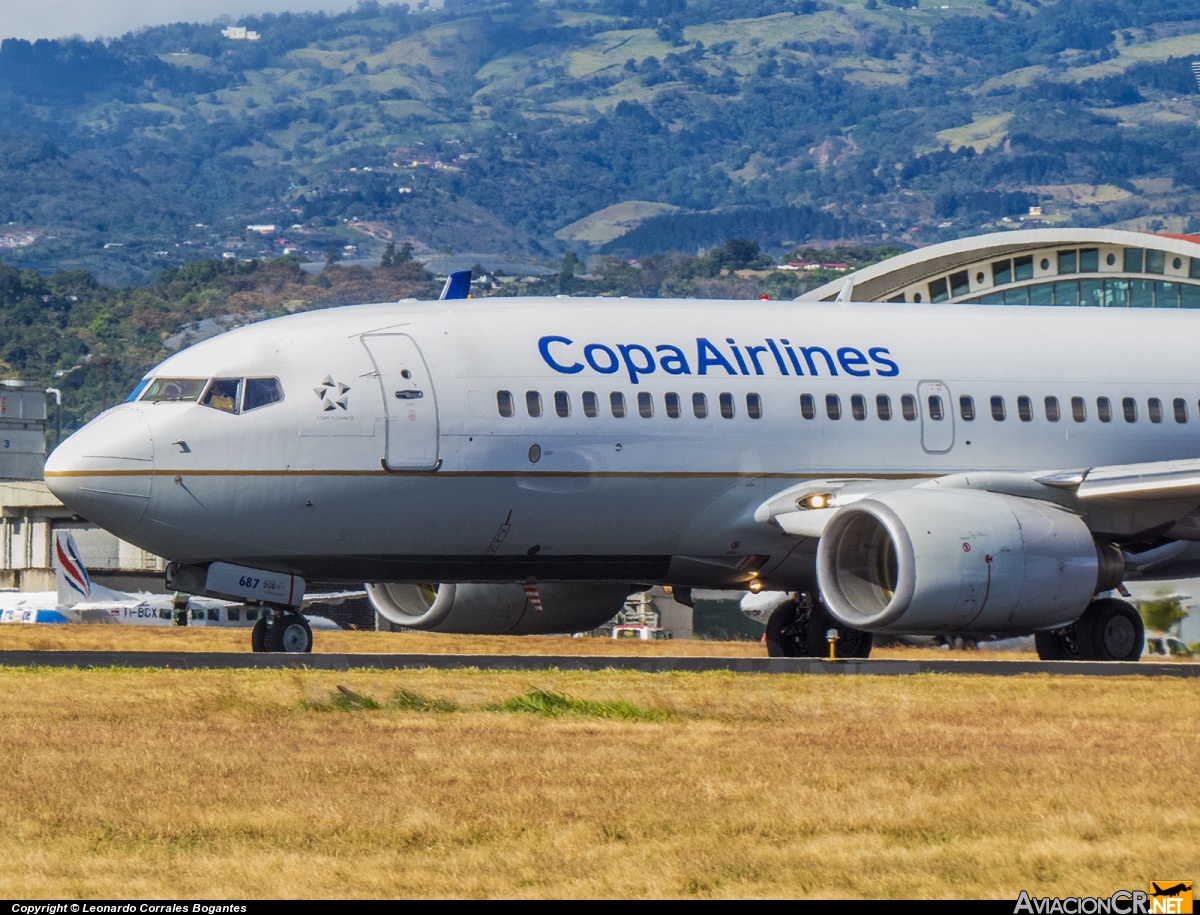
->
748, 580, 764, 593
798, 493, 834, 510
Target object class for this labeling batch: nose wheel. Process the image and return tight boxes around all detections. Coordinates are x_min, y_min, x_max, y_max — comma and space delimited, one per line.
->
251, 609, 313, 653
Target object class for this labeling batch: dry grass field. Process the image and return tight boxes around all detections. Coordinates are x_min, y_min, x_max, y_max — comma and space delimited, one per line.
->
0, 660, 1195, 898
0, 622, 1051, 661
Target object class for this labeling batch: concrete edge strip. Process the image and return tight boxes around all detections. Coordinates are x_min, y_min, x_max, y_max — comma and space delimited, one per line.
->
0, 651, 1195, 677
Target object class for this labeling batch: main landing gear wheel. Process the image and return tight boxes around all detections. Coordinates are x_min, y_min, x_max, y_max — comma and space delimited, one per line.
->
251, 616, 268, 653
259, 613, 312, 653
765, 596, 873, 659
1036, 599, 1143, 662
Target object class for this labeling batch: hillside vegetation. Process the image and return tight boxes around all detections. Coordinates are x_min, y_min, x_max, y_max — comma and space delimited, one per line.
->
1, 0, 1200, 284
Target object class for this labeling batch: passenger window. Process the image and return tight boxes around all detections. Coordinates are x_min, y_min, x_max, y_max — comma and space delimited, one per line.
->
202, 378, 241, 413
526, 391, 542, 417
554, 391, 570, 418
927, 395, 944, 421
1045, 396, 1060, 422
582, 391, 599, 418
959, 396, 975, 421
876, 395, 892, 421
747, 393, 763, 419
850, 394, 866, 420
1148, 398, 1163, 424
227, 607, 240, 622
158, 608, 170, 620
497, 390, 515, 417
610, 392, 626, 418
825, 394, 842, 420
637, 392, 653, 418
1017, 396, 1033, 422
665, 392, 681, 418
191, 607, 203, 620
1097, 397, 1112, 423
1121, 397, 1137, 423
143, 378, 206, 403
799, 394, 815, 420
692, 393, 708, 418
242, 377, 283, 411
1174, 398, 1188, 423
990, 396, 1006, 421
207, 607, 219, 622
245, 607, 259, 621
1071, 396, 1086, 422
901, 394, 917, 421
719, 393, 735, 419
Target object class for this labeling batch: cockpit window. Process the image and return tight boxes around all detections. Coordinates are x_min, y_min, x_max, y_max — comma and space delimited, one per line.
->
126, 379, 150, 403
243, 378, 284, 412
202, 379, 242, 413
142, 378, 206, 403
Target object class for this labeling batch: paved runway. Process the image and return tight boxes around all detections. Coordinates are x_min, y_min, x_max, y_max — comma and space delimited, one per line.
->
0, 650, 1196, 676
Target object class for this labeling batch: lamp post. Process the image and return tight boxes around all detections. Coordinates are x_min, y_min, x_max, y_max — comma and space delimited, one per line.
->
98, 354, 112, 412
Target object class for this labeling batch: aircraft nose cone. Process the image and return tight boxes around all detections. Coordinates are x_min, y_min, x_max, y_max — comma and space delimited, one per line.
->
44, 408, 155, 538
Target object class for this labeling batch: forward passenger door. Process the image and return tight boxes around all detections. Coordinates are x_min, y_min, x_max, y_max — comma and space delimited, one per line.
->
361, 334, 440, 471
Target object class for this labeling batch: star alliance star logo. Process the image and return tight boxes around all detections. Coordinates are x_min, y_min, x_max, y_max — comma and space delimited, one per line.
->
314, 376, 350, 411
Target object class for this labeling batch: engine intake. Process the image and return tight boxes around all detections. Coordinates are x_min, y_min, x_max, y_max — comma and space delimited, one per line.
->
366, 581, 632, 634
816, 489, 1113, 634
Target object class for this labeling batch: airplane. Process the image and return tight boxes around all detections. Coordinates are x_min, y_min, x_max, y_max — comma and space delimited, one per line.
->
41, 292, 1200, 657
0, 530, 347, 642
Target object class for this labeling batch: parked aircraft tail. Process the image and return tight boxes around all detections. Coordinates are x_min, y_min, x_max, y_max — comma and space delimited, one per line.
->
54, 531, 91, 608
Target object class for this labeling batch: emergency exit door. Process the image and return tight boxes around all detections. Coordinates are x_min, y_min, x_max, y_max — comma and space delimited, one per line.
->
361, 334, 440, 471
917, 380, 954, 454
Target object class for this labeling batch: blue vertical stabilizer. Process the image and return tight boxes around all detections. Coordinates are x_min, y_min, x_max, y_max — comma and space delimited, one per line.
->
439, 270, 472, 300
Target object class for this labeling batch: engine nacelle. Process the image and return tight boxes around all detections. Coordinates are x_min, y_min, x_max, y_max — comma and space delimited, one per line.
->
366, 581, 633, 635
816, 489, 1118, 634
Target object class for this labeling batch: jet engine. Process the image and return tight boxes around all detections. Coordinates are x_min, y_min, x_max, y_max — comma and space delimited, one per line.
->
366, 581, 634, 634
816, 489, 1124, 634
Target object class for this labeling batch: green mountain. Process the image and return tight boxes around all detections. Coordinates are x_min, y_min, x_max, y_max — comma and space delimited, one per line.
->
2, 0, 1200, 285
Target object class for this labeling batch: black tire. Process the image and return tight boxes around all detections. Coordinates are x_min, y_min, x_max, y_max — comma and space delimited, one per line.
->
265, 613, 313, 653
251, 616, 268, 653
765, 600, 804, 657
805, 604, 874, 659
1077, 598, 1143, 662
1035, 625, 1083, 661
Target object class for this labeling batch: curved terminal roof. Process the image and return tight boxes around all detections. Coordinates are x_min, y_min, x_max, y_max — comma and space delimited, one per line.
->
799, 228, 1200, 308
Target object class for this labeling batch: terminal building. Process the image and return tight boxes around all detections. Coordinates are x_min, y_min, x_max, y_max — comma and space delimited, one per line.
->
801, 228, 1200, 308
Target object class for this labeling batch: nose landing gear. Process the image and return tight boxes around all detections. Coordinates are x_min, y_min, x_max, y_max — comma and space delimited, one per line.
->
251, 607, 313, 653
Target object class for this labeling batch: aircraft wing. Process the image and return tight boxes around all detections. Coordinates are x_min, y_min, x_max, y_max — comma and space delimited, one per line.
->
757, 459, 1200, 542
302, 590, 367, 606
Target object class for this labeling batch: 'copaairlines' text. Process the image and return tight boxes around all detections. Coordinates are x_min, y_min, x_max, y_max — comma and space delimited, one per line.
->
538, 336, 900, 385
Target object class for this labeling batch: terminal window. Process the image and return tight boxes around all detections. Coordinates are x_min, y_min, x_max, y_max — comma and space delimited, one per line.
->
1014, 255, 1034, 281
1124, 248, 1143, 272
1146, 249, 1166, 274
992, 259, 1012, 285
1080, 248, 1099, 272
949, 271, 971, 298
928, 277, 949, 303
1058, 250, 1077, 275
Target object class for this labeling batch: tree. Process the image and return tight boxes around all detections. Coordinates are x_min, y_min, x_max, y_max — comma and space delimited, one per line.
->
324, 243, 340, 270
395, 242, 413, 264
1138, 597, 1189, 634
380, 241, 395, 267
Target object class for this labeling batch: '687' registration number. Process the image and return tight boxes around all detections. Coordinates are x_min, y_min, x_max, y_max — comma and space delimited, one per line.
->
205, 562, 305, 607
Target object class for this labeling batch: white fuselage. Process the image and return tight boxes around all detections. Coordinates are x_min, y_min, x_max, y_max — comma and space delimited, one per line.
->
43, 298, 1200, 591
